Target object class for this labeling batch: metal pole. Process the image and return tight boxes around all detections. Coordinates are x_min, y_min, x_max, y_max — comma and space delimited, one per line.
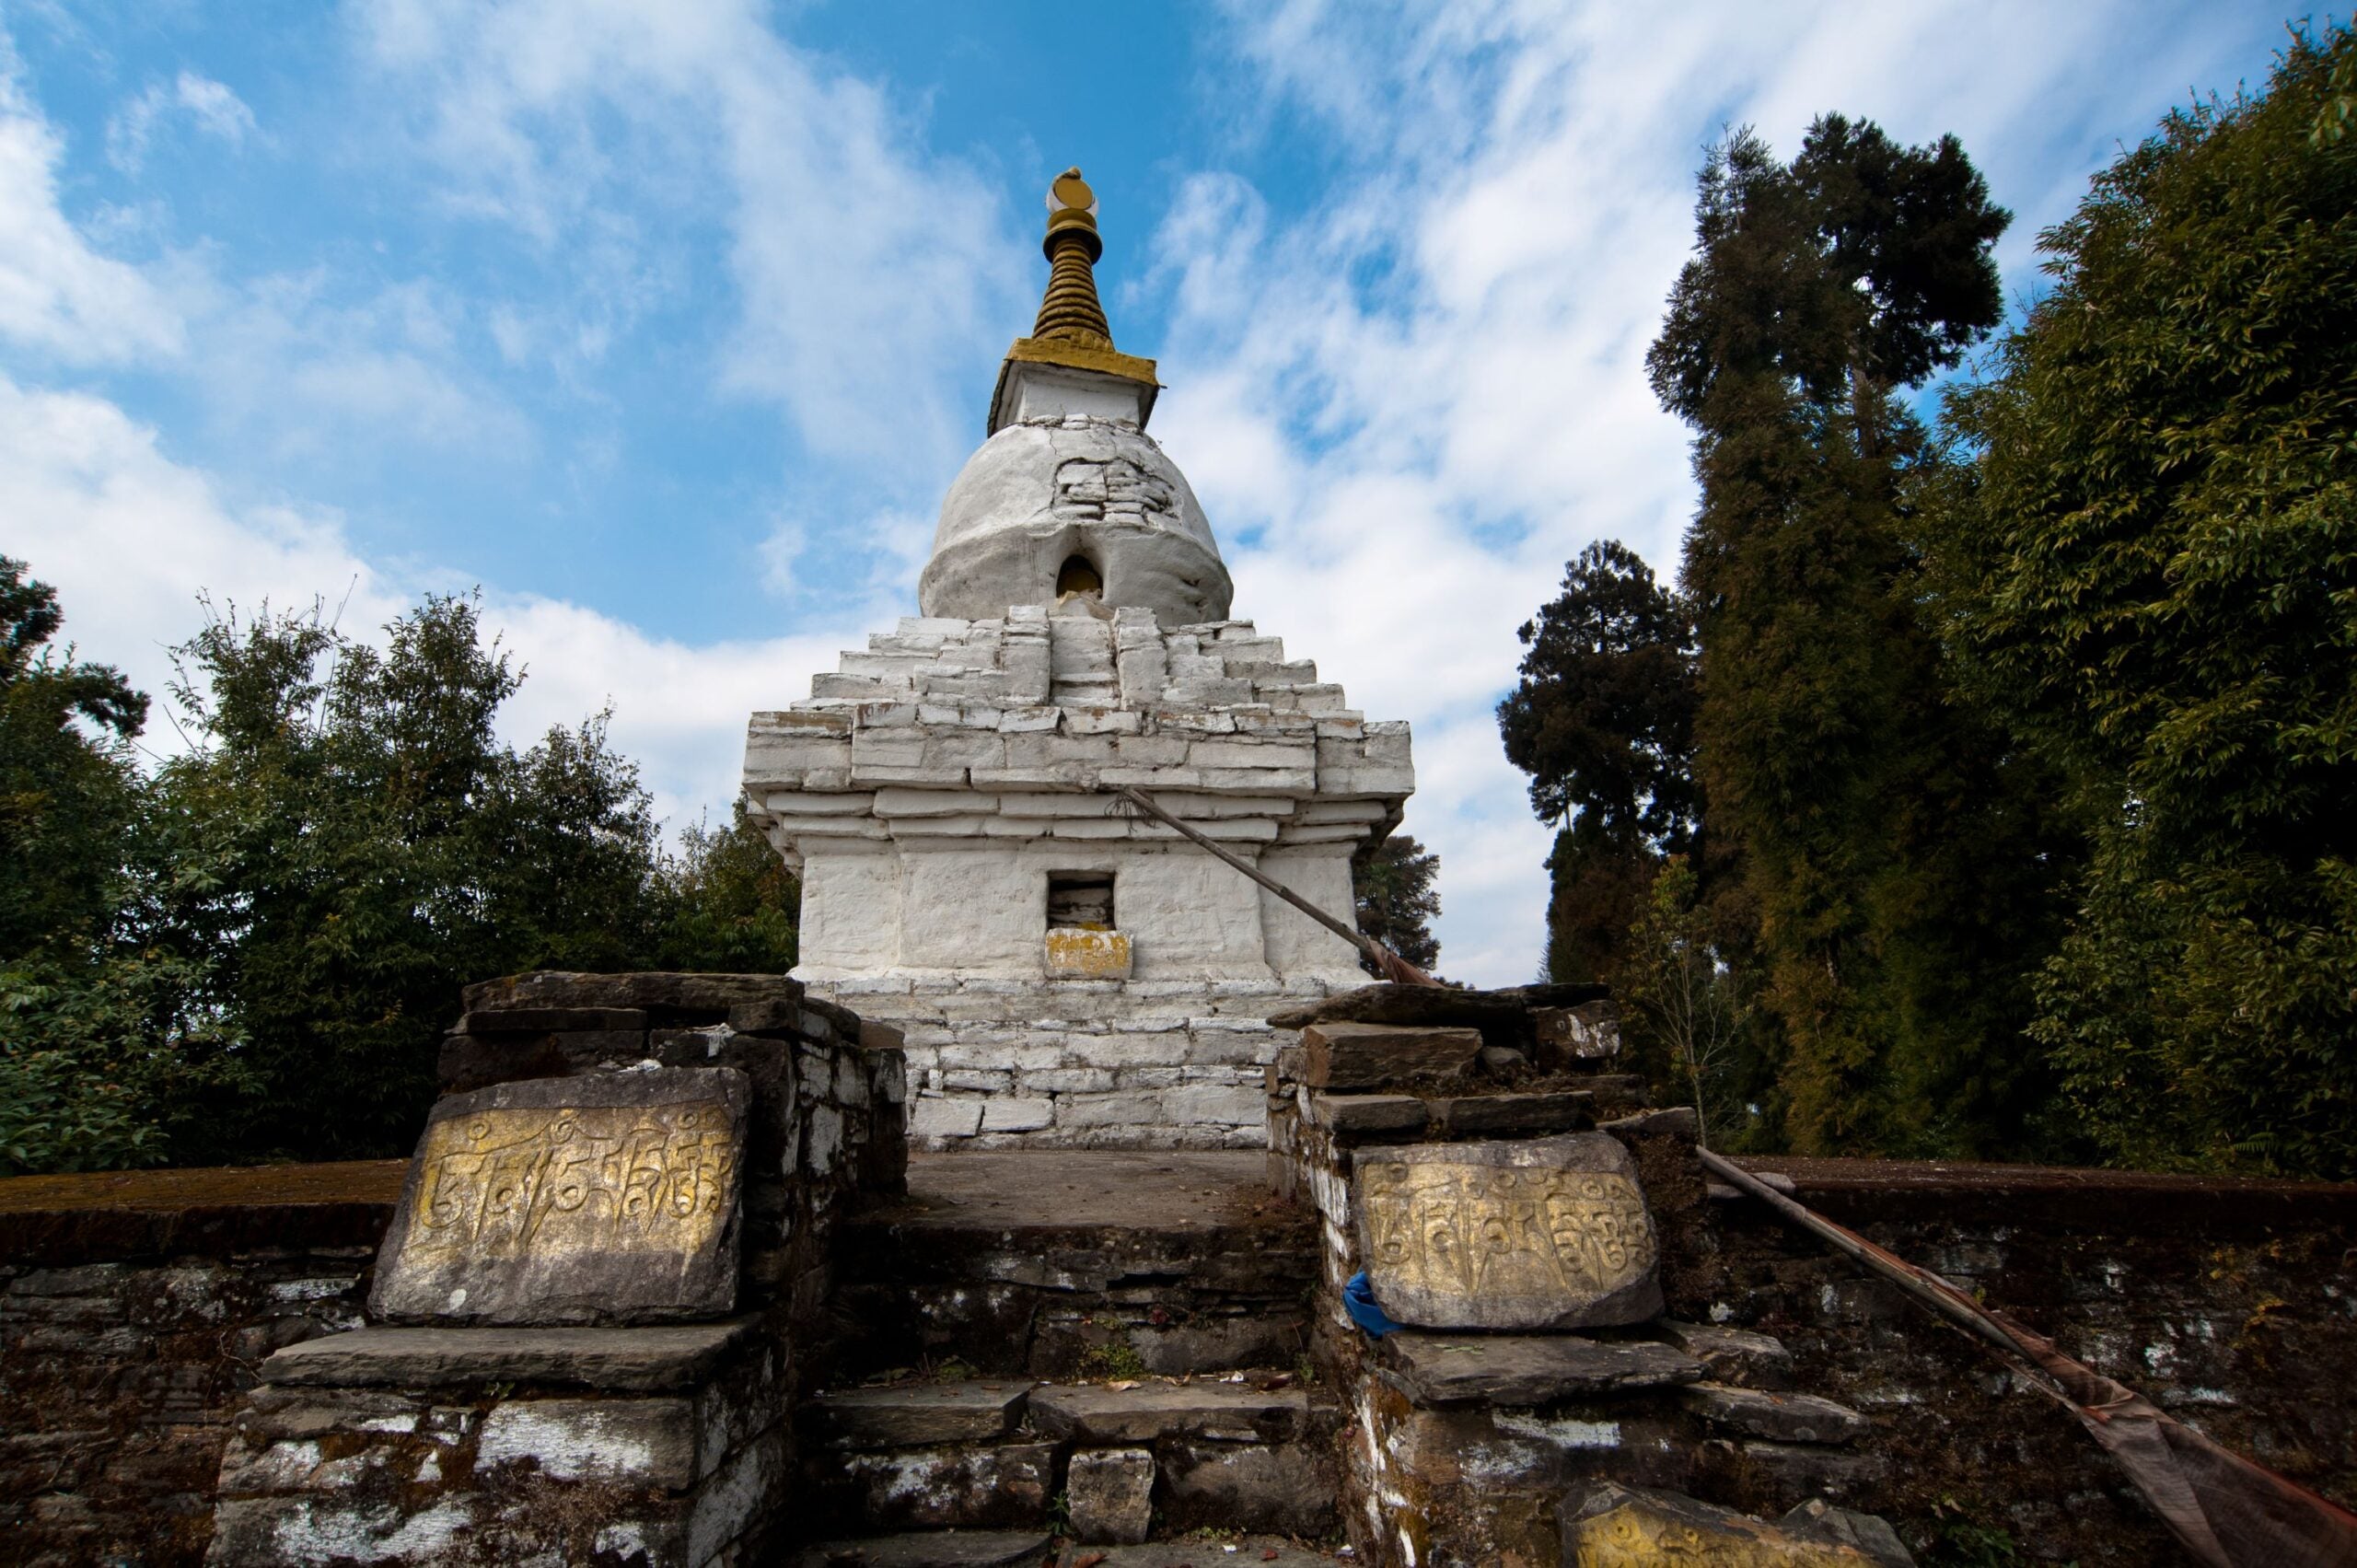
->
1110, 785, 1437, 987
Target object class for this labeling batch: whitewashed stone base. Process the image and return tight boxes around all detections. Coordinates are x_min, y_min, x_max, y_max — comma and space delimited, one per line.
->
749, 602, 1411, 1149
816, 974, 1342, 1150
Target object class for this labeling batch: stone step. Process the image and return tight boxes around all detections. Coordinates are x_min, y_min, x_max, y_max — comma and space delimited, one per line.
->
795, 1529, 1055, 1567
828, 1151, 1316, 1380
1051, 1539, 1344, 1565
1374, 1331, 1704, 1407
1027, 1380, 1316, 1444
797, 1375, 1341, 1542
1655, 1319, 1797, 1389
1679, 1382, 1873, 1446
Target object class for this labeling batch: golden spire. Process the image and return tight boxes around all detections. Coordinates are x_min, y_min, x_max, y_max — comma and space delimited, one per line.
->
1032, 168, 1113, 346
986, 165, 1161, 435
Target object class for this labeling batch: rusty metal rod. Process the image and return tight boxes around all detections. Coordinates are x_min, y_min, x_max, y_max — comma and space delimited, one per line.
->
1697, 1146, 2034, 1363
1110, 785, 1438, 987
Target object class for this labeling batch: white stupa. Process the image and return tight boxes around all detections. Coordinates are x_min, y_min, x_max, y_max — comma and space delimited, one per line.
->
742, 169, 1414, 1148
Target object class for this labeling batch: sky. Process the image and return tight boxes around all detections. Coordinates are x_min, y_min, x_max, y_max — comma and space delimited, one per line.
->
0, 0, 2302, 985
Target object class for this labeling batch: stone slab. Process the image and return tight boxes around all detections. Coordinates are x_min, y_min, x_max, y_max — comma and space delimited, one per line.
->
1559, 1481, 1887, 1566
1269, 981, 1608, 1035
370, 1067, 749, 1326
1656, 1320, 1796, 1389
455, 1006, 650, 1035
260, 1319, 757, 1390
1429, 1091, 1596, 1137
1533, 1000, 1620, 1064
1066, 1446, 1155, 1544
1781, 1501, 1917, 1567
1026, 1381, 1311, 1444
463, 970, 803, 1018
797, 1529, 1056, 1567
1158, 1437, 1336, 1536
1310, 1093, 1428, 1136
1051, 1543, 1340, 1567
840, 1442, 1054, 1530
807, 1381, 1034, 1447
1377, 1332, 1702, 1406
1681, 1383, 1871, 1445
1353, 1133, 1663, 1330
1298, 1021, 1481, 1089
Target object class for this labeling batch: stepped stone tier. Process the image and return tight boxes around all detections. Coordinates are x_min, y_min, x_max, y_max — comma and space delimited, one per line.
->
745, 169, 1411, 1148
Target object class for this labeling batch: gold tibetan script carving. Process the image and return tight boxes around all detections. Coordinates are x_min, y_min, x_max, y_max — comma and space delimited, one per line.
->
1361, 1159, 1655, 1305
399, 1102, 737, 1266
1568, 1503, 1871, 1566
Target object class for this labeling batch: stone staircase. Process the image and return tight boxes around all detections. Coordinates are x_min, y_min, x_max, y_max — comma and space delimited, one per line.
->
793, 1150, 1341, 1564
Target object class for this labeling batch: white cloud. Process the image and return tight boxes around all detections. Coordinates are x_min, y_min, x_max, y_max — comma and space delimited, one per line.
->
1158, 0, 2268, 983
107, 70, 258, 173
0, 367, 859, 830
0, 39, 182, 363
345, 0, 1028, 479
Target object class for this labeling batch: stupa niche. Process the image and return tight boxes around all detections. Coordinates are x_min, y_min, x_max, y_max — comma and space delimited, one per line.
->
743, 168, 1413, 1148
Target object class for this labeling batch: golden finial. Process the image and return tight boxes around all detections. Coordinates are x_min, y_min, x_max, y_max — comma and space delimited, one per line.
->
986, 164, 1160, 435
1032, 167, 1113, 347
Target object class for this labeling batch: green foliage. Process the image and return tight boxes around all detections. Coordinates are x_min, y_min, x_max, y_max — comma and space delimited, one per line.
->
1647, 118, 2079, 1157
0, 568, 802, 1173
654, 801, 800, 974
1931, 24, 2357, 1177
0, 559, 246, 1175
1497, 541, 1698, 985
1921, 1496, 2068, 1567
1353, 833, 1441, 975
0, 953, 247, 1176
1618, 856, 1763, 1149
0, 557, 147, 959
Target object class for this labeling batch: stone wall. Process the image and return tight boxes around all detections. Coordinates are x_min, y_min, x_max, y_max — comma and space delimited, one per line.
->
854, 972, 1295, 1150
1264, 991, 2357, 1567
1, 1164, 396, 1566
1708, 1157, 2357, 1565
745, 608, 1414, 1148
8, 1022, 2352, 1563
0, 972, 907, 1567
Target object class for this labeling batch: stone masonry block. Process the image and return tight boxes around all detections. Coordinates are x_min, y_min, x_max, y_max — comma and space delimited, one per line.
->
909, 1098, 983, 1139
472, 1398, 697, 1488
1067, 1447, 1155, 1545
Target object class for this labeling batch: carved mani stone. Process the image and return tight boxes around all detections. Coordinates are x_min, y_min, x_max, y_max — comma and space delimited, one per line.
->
1353, 1132, 1663, 1330
370, 1066, 749, 1327
1560, 1481, 1900, 1567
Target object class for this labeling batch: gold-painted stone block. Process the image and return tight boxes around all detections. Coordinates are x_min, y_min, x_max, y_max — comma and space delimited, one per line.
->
1561, 1482, 1892, 1566
1046, 926, 1132, 979
371, 1067, 749, 1326
1354, 1133, 1662, 1330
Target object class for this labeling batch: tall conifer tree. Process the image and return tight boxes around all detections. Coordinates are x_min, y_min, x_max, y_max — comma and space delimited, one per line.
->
1648, 119, 2074, 1155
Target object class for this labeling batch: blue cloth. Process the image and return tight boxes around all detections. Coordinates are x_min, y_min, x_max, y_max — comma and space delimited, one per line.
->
1342, 1271, 1402, 1339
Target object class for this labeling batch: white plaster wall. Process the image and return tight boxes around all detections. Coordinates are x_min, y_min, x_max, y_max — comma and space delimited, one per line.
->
1257, 847, 1367, 984
1115, 846, 1270, 980
897, 849, 1045, 970
799, 852, 902, 972
1004, 362, 1148, 426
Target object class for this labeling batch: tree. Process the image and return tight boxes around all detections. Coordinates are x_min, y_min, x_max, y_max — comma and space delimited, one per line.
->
0, 558, 146, 959
654, 800, 801, 975
1649, 118, 2077, 1156
1354, 834, 1440, 976
0, 560, 239, 1174
1497, 541, 1699, 986
1620, 856, 1749, 1148
142, 593, 801, 1164
1930, 24, 2357, 1177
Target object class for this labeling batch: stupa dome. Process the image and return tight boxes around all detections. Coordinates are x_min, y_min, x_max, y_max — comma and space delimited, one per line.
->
914, 168, 1234, 626
918, 416, 1232, 624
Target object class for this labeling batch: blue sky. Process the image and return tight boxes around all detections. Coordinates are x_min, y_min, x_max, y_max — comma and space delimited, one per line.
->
0, 0, 2299, 983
